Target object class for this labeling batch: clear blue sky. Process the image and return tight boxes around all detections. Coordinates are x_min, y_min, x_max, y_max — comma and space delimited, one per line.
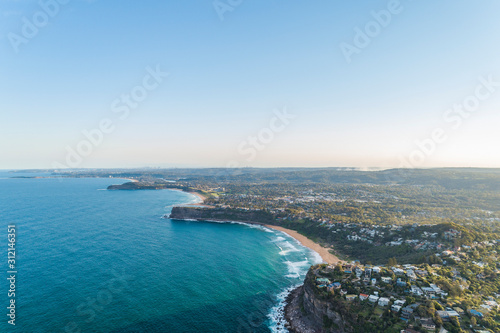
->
1, 0, 499, 169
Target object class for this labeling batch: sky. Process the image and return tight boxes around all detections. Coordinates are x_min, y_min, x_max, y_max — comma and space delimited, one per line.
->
1, 0, 500, 169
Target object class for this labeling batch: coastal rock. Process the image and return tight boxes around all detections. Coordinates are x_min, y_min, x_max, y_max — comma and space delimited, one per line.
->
285, 268, 352, 333
168, 206, 276, 224
107, 182, 187, 190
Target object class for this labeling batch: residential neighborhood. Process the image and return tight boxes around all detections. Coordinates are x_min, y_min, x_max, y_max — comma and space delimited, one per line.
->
311, 258, 500, 333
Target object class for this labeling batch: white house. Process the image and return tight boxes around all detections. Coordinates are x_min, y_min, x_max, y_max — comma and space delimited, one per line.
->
391, 304, 401, 312
394, 299, 406, 307
381, 277, 392, 283
411, 285, 423, 296
378, 297, 390, 307
369, 295, 379, 303
406, 269, 417, 281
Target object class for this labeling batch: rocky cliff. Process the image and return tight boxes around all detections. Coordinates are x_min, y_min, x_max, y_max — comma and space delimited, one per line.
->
107, 182, 184, 190
285, 266, 354, 333
168, 206, 276, 224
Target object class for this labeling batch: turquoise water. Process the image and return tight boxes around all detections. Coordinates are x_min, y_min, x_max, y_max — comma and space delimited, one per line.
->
0, 172, 322, 332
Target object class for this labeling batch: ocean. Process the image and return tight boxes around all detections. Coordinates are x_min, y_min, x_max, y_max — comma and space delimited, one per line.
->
0, 172, 322, 332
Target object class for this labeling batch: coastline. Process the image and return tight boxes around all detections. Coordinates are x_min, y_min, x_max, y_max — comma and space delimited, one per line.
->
168, 189, 215, 207
265, 225, 340, 265
188, 191, 206, 202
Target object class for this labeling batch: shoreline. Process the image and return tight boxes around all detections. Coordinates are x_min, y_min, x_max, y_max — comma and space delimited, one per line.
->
169, 212, 339, 266
169, 189, 215, 207
265, 225, 340, 265
188, 191, 206, 202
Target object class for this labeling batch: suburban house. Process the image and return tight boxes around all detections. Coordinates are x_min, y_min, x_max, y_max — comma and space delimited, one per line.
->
416, 269, 428, 276
391, 304, 402, 312
406, 269, 417, 281
368, 295, 380, 303
437, 308, 460, 321
359, 293, 369, 301
378, 297, 390, 307
394, 299, 406, 307
421, 287, 437, 298
316, 278, 330, 285
381, 276, 392, 283
420, 318, 436, 331
429, 284, 442, 293
411, 285, 423, 296
401, 306, 415, 319
327, 282, 341, 292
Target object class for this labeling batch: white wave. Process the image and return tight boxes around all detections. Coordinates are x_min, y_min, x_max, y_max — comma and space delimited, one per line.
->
169, 218, 199, 222
273, 236, 286, 242
267, 284, 302, 333
279, 250, 293, 256
273, 230, 326, 265
310, 251, 324, 265
284, 260, 310, 278
282, 241, 299, 252
201, 219, 275, 234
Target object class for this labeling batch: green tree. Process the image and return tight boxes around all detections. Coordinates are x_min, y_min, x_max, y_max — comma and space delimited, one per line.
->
388, 257, 398, 266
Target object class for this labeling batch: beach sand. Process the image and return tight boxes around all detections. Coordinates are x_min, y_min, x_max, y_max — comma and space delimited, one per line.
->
188, 191, 206, 202
168, 189, 215, 208
169, 189, 338, 264
265, 225, 340, 265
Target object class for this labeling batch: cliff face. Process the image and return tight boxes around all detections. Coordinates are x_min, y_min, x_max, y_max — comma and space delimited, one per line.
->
285, 267, 353, 333
168, 206, 276, 224
107, 182, 181, 190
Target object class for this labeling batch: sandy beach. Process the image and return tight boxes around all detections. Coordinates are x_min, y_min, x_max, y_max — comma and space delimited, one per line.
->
188, 191, 206, 202
265, 225, 340, 265
168, 188, 338, 264
167, 189, 215, 207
